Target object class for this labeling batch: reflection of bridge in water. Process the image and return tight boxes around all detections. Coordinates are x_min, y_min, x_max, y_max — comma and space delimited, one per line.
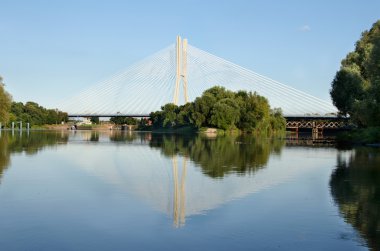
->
0, 130, 342, 227
171, 156, 187, 228
61, 36, 338, 121
58, 131, 332, 227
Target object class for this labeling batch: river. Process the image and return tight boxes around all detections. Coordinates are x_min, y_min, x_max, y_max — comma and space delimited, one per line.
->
0, 130, 379, 250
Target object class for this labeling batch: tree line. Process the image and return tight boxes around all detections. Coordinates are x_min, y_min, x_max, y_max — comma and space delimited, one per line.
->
0, 76, 68, 127
330, 20, 380, 127
10, 101, 68, 126
150, 86, 286, 133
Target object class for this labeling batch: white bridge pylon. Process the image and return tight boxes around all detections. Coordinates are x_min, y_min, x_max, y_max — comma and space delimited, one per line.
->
59, 37, 337, 117
174, 36, 189, 105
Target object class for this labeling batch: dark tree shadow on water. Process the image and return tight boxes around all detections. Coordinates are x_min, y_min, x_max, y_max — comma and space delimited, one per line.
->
149, 133, 285, 178
330, 147, 380, 251
0, 131, 68, 183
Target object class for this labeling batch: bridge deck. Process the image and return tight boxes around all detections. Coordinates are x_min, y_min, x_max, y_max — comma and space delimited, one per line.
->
68, 114, 349, 130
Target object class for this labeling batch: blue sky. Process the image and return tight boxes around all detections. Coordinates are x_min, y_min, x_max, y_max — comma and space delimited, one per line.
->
1, 0, 380, 108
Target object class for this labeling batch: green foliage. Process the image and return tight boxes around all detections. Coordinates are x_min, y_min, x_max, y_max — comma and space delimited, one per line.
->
161, 103, 178, 127
149, 86, 286, 133
336, 127, 380, 145
269, 108, 287, 133
9, 101, 68, 127
0, 75, 69, 127
90, 116, 100, 124
110, 116, 138, 125
209, 98, 240, 130
0, 76, 12, 125
330, 20, 380, 127
236, 91, 270, 132
330, 67, 365, 116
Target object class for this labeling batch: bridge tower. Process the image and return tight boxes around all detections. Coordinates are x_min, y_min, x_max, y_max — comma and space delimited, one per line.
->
173, 35, 189, 105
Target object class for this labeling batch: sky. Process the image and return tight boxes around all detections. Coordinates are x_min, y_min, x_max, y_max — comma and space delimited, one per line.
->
1, 0, 380, 109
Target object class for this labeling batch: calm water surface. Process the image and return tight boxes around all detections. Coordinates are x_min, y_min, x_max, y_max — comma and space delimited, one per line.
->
0, 130, 379, 251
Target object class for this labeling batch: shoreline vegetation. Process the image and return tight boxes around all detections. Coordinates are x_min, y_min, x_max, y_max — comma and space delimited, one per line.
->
1, 80, 286, 137
148, 86, 286, 136
0, 81, 68, 129
336, 127, 380, 146
330, 20, 380, 146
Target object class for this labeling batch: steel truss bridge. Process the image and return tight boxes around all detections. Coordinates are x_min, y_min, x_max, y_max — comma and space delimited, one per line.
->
286, 116, 351, 135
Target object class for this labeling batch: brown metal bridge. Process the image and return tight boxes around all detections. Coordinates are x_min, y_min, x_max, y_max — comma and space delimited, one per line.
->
285, 116, 351, 137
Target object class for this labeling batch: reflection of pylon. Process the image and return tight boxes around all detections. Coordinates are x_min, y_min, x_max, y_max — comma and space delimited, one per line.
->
173, 36, 189, 105
172, 156, 187, 228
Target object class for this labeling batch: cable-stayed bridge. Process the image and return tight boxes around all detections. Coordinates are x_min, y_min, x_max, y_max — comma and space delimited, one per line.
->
60, 36, 337, 118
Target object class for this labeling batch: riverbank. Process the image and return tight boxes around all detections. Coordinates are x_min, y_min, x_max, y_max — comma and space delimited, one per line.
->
44, 123, 113, 130
336, 127, 380, 146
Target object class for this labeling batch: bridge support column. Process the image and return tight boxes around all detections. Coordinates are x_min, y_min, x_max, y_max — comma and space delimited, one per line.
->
173, 35, 189, 105
312, 124, 323, 139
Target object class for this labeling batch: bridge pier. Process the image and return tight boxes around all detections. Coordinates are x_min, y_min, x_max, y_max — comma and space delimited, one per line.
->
312, 127, 323, 139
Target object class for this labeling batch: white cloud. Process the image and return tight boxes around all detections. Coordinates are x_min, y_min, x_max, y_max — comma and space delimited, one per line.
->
299, 25, 311, 32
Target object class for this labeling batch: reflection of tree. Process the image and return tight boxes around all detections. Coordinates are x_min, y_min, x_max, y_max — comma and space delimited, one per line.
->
150, 134, 284, 178
0, 131, 68, 182
109, 131, 143, 142
0, 134, 11, 183
90, 131, 99, 142
330, 148, 380, 250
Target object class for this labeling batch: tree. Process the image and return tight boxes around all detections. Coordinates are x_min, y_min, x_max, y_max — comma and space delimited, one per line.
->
110, 116, 138, 125
0, 76, 12, 125
177, 103, 194, 126
330, 20, 380, 127
209, 98, 240, 130
9, 101, 67, 126
330, 67, 365, 117
149, 86, 285, 133
90, 116, 100, 124
236, 91, 271, 131
149, 111, 164, 128
161, 103, 178, 127
0, 76, 68, 127
270, 108, 286, 133
365, 33, 380, 125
